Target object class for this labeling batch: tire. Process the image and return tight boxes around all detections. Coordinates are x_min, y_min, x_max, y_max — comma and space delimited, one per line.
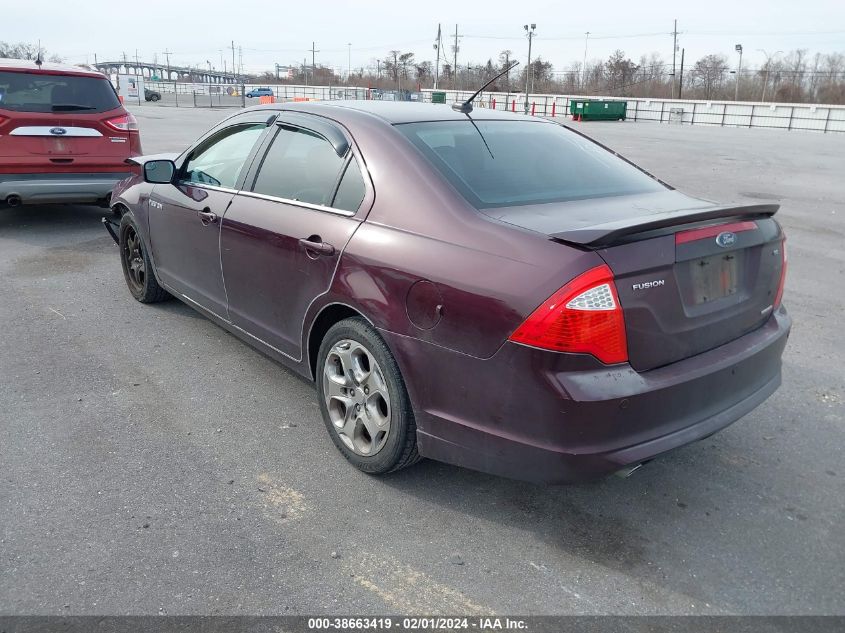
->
316, 317, 421, 475
118, 213, 170, 304
151, 94, 160, 102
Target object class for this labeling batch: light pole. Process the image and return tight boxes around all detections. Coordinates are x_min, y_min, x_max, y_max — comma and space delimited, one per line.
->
758, 49, 783, 102
582, 31, 590, 92
347, 43, 351, 84
734, 44, 743, 101
433, 24, 441, 89
523, 23, 536, 114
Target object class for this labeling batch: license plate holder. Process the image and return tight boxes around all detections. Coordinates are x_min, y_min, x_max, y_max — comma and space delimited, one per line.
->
687, 251, 743, 305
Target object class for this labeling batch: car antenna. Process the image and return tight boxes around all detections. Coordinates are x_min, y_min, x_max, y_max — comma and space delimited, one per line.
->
35, 40, 43, 68
451, 62, 519, 114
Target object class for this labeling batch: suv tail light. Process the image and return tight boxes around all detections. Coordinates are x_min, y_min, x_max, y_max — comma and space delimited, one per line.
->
774, 238, 787, 308
509, 264, 628, 364
104, 113, 139, 132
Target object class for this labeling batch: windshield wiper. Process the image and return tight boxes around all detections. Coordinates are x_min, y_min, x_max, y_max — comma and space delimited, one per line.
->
51, 104, 96, 111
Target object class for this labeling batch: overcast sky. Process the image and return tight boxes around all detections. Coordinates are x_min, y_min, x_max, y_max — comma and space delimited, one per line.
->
8, 0, 845, 75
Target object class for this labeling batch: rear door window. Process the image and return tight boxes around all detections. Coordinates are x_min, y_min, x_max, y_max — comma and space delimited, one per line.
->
251, 125, 346, 207
331, 157, 366, 212
0, 70, 120, 113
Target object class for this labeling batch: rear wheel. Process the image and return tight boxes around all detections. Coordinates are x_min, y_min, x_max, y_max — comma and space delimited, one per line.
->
119, 214, 170, 303
316, 318, 420, 475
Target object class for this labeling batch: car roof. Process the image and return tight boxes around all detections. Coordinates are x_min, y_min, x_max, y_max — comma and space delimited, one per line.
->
0, 58, 107, 79
247, 99, 545, 125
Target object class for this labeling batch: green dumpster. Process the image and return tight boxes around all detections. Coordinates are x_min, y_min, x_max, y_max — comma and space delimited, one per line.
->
431, 91, 447, 104
569, 99, 627, 121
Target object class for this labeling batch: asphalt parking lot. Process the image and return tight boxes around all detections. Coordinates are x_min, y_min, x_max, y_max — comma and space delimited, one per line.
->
1, 104, 843, 616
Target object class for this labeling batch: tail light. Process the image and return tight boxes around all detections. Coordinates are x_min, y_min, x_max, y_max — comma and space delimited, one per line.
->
104, 113, 139, 132
773, 238, 787, 308
509, 264, 628, 365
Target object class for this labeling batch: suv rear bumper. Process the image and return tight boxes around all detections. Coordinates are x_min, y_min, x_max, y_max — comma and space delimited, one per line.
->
0, 172, 132, 205
383, 308, 791, 484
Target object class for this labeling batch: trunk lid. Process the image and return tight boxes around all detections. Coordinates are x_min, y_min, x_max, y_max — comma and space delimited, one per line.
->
484, 191, 785, 371
0, 108, 133, 173
0, 69, 138, 173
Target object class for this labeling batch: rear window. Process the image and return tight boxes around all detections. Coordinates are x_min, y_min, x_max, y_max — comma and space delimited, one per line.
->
0, 70, 120, 113
396, 120, 665, 209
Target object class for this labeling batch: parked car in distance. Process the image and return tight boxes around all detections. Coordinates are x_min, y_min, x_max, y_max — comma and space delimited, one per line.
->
245, 87, 274, 98
0, 59, 141, 208
144, 88, 161, 102
107, 101, 789, 483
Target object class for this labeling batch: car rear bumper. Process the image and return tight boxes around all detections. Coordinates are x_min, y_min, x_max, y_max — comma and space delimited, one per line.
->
0, 172, 132, 205
383, 308, 791, 484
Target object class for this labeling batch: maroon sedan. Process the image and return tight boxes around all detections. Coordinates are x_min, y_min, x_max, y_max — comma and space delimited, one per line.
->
107, 101, 789, 483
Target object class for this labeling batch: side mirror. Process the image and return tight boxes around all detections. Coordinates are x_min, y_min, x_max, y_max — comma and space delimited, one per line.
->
143, 159, 176, 184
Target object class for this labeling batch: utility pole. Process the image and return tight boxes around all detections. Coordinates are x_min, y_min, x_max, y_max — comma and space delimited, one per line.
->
504, 51, 510, 93
230, 41, 237, 82
433, 23, 441, 89
311, 42, 318, 80
394, 51, 400, 93
347, 43, 352, 83
671, 19, 678, 98
734, 44, 743, 101
678, 48, 685, 99
524, 23, 536, 114
582, 31, 590, 91
453, 25, 459, 90
163, 48, 172, 80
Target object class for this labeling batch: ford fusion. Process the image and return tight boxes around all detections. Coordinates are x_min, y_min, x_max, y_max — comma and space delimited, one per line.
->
107, 101, 789, 483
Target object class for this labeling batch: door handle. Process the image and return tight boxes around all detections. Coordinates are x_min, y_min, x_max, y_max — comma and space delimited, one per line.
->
298, 237, 335, 256
198, 209, 218, 225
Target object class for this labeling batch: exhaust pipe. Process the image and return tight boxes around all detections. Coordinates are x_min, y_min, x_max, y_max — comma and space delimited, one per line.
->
614, 463, 643, 479
6, 195, 22, 207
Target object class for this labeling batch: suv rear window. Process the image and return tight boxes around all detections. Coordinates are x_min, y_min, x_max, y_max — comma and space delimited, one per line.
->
0, 71, 120, 113
396, 120, 664, 209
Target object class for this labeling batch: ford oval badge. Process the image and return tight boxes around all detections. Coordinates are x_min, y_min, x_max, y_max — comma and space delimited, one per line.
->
716, 231, 737, 248
49, 127, 67, 136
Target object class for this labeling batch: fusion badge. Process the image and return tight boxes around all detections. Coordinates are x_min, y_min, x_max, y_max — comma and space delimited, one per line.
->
632, 279, 665, 291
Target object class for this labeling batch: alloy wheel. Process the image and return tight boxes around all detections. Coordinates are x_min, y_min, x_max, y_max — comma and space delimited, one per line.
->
123, 226, 145, 293
322, 339, 391, 456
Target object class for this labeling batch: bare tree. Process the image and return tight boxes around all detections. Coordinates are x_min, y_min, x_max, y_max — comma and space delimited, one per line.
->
0, 41, 61, 61
605, 50, 639, 95
691, 54, 729, 99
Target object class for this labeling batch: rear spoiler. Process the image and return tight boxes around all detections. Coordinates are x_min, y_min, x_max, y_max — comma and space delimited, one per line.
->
551, 203, 779, 248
